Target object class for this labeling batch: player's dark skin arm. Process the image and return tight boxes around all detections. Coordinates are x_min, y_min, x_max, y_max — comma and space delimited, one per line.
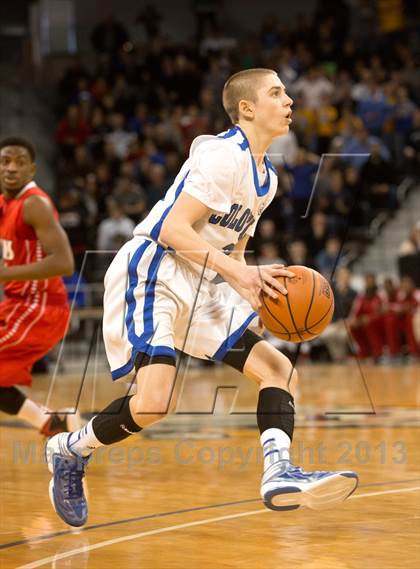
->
0, 195, 74, 282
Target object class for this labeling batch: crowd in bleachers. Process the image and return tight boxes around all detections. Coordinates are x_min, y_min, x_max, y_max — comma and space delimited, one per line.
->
51, 4, 420, 360
54, 5, 419, 273
324, 270, 419, 363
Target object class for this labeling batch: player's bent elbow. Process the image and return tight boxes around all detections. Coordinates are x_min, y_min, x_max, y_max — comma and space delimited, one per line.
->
60, 256, 75, 277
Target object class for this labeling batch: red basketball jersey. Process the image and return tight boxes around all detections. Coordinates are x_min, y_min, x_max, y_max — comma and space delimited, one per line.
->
0, 181, 68, 306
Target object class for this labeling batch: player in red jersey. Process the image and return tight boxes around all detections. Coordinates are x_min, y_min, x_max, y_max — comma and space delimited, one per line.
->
0, 136, 78, 436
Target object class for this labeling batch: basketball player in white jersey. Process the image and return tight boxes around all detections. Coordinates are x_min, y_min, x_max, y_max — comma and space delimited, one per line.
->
46, 69, 358, 527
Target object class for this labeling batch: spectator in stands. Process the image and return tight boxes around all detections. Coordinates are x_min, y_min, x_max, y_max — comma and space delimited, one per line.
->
320, 266, 357, 362
52, 7, 418, 296
112, 176, 146, 223
383, 276, 419, 360
360, 141, 396, 211
399, 222, 420, 256
96, 197, 135, 251
143, 163, 168, 209
56, 105, 90, 159
341, 125, 390, 169
349, 273, 385, 361
283, 148, 319, 219
257, 242, 285, 265
318, 168, 351, 234
57, 189, 91, 271
302, 211, 329, 259
289, 94, 317, 149
316, 93, 338, 154
356, 81, 390, 136
105, 113, 136, 160
292, 65, 334, 109
403, 108, 420, 176
314, 236, 341, 278
91, 15, 129, 55
398, 221, 420, 287
392, 86, 417, 166
288, 239, 313, 267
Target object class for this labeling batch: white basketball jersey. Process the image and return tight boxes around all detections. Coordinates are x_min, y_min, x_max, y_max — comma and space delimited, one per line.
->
133, 125, 278, 279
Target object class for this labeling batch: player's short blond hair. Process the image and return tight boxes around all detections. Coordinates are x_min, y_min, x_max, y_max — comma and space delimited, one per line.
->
222, 68, 277, 123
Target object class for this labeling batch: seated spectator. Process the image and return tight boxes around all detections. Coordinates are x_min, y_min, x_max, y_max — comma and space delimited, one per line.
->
56, 105, 90, 160
57, 189, 91, 271
349, 274, 385, 360
288, 239, 313, 267
105, 113, 137, 159
292, 65, 334, 109
301, 211, 329, 258
341, 125, 390, 169
402, 108, 420, 177
144, 163, 168, 208
320, 267, 357, 362
257, 242, 286, 266
399, 221, 420, 256
315, 236, 341, 278
113, 177, 147, 222
283, 148, 319, 219
96, 197, 135, 251
289, 95, 317, 149
360, 141, 396, 211
356, 82, 390, 136
316, 93, 338, 155
318, 168, 352, 234
382, 277, 419, 360
392, 86, 417, 165
398, 222, 420, 287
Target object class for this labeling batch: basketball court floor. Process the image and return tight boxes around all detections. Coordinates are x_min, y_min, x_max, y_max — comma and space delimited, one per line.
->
1, 360, 419, 568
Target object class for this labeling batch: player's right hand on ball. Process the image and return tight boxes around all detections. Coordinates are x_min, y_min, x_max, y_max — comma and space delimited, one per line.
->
225, 264, 295, 311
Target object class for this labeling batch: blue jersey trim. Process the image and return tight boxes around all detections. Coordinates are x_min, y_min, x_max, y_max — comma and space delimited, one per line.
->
126, 243, 166, 349
150, 171, 189, 241
212, 311, 258, 361
111, 239, 176, 381
218, 126, 272, 197
111, 345, 176, 380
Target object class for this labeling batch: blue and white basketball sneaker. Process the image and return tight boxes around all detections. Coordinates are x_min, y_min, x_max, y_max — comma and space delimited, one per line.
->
45, 433, 89, 527
261, 460, 358, 511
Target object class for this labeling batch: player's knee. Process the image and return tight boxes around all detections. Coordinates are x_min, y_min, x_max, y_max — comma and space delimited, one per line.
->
259, 350, 298, 393
130, 391, 174, 426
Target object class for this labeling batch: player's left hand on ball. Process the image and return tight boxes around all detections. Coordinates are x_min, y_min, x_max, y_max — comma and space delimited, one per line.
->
257, 264, 295, 298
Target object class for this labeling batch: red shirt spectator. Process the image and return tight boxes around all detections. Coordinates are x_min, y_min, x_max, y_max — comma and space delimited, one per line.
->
350, 275, 385, 359
56, 105, 90, 150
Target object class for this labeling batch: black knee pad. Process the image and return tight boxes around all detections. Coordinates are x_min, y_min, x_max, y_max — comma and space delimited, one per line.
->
221, 329, 264, 373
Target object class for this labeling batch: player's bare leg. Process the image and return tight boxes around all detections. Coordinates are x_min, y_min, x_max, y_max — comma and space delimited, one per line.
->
243, 340, 358, 511
45, 357, 177, 526
0, 385, 81, 436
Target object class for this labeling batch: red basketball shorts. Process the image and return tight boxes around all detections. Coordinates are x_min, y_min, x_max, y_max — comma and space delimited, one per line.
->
0, 297, 70, 387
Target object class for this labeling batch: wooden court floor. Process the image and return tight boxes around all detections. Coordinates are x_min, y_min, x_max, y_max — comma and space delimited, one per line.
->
0, 363, 419, 569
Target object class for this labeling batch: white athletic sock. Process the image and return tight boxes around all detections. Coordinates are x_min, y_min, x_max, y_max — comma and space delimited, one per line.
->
260, 428, 291, 471
67, 419, 104, 457
17, 398, 49, 430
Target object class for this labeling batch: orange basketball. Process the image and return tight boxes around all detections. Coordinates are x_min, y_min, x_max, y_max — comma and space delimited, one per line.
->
259, 265, 334, 343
